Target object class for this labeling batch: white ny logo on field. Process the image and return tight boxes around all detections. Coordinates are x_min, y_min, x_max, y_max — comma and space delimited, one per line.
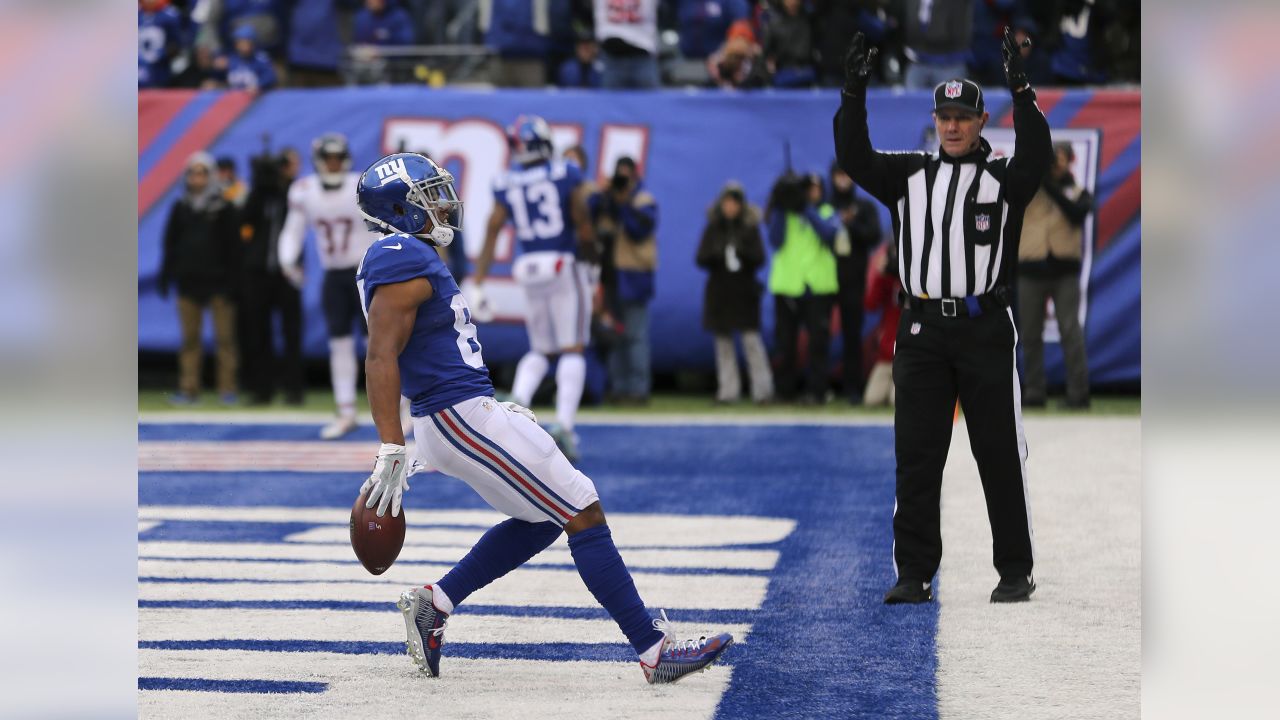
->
374, 157, 409, 186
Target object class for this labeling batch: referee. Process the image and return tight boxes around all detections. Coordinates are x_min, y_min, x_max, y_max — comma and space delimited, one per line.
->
834, 30, 1052, 604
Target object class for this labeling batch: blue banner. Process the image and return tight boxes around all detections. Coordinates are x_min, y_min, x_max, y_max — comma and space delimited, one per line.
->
139, 87, 1140, 385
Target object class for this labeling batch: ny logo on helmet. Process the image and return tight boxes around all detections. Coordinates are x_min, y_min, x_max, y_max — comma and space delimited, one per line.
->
945, 81, 963, 98
374, 157, 408, 185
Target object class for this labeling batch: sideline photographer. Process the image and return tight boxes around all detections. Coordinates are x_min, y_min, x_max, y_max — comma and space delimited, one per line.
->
589, 157, 659, 404
237, 142, 304, 405
766, 171, 841, 404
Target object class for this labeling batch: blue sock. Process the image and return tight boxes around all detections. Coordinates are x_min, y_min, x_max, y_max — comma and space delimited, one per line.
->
567, 525, 665, 655
435, 519, 562, 607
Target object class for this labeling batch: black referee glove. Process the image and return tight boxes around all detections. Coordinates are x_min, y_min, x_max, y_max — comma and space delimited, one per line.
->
843, 32, 878, 96
1001, 27, 1032, 93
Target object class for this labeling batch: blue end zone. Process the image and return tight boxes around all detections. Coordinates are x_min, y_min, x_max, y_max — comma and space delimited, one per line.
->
139, 423, 937, 718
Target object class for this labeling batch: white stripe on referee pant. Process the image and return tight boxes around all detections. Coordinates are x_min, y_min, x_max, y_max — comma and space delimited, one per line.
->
1005, 306, 1035, 563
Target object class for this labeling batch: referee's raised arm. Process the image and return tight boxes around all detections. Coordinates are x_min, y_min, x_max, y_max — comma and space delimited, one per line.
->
832, 33, 916, 207
1002, 29, 1054, 207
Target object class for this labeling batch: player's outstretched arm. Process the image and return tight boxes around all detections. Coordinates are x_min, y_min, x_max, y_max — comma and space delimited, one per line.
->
472, 204, 509, 285
366, 277, 433, 446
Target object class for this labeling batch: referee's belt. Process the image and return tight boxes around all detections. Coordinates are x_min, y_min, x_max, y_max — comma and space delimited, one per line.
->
901, 288, 1009, 318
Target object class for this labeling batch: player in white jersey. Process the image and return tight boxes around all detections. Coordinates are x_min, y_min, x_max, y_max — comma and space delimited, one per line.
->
278, 133, 380, 439
472, 116, 595, 461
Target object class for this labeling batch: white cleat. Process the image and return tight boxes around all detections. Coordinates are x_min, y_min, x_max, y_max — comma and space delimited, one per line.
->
319, 415, 357, 440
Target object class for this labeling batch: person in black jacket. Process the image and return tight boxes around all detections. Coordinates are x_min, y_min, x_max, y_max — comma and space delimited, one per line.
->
237, 146, 305, 405
834, 30, 1052, 605
829, 160, 883, 404
159, 151, 241, 404
695, 182, 774, 405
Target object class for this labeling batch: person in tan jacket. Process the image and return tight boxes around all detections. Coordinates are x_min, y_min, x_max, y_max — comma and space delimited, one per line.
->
1017, 141, 1094, 408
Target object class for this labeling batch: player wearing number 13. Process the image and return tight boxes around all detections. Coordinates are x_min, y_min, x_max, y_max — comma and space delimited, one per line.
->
354, 152, 733, 683
279, 133, 381, 439
472, 115, 597, 461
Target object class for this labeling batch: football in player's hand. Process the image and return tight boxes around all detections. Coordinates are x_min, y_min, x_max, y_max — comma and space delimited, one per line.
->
350, 490, 406, 575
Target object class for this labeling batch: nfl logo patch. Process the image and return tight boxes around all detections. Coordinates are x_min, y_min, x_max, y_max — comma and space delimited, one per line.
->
368, 521, 378, 531
910, 322, 922, 335
944, 81, 963, 99
975, 213, 990, 231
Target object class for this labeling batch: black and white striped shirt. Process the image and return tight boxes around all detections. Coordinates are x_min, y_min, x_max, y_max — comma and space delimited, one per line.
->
833, 90, 1052, 300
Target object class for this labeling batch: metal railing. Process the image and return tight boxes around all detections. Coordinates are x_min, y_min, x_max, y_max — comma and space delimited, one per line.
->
341, 44, 497, 87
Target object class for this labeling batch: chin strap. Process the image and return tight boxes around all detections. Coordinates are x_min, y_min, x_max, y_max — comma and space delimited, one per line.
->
428, 225, 454, 247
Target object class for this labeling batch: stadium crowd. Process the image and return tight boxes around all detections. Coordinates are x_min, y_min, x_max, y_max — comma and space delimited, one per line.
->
140, 0, 1140, 91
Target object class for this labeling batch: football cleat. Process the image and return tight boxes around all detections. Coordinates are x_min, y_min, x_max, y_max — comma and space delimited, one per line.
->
544, 423, 580, 462
319, 415, 358, 440
641, 610, 734, 685
397, 585, 450, 677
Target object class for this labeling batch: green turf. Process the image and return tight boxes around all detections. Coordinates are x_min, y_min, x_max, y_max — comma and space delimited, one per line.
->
138, 388, 1139, 417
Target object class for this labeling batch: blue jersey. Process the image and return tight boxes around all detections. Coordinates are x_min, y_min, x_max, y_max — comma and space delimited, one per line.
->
138, 7, 184, 88
356, 234, 494, 416
492, 160, 583, 255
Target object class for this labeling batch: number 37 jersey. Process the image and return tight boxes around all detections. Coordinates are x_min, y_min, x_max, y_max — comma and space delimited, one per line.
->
492, 160, 583, 255
356, 234, 495, 416
279, 173, 379, 271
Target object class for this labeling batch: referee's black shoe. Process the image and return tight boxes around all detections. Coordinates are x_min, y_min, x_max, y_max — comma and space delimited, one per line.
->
883, 579, 933, 604
990, 574, 1036, 603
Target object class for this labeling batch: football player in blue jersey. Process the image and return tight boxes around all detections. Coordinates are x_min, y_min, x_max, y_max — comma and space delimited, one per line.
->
471, 115, 596, 461
353, 152, 733, 684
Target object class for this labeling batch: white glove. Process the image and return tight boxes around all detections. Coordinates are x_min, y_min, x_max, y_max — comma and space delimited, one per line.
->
469, 282, 495, 323
282, 264, 305, 290
359, 443, 409, 517
502, 401, 537, 423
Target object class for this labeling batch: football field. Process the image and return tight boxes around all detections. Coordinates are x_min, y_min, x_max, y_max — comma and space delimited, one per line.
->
138, 414, 1139, 719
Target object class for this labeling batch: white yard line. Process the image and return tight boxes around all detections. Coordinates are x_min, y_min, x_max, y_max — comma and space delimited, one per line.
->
139, 563, 770, 610
138, 541, 781, 571
138, 651, 733, 720
139, 608, 753, 646
935, 417, 1141, 720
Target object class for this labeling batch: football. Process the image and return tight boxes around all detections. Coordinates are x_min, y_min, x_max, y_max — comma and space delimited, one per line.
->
349, 490, 406, 575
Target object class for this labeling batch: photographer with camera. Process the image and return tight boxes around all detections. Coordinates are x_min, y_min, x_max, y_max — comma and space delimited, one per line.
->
766, 171, 841, 404
237, 144, 304, 406
589, 157, 659, 405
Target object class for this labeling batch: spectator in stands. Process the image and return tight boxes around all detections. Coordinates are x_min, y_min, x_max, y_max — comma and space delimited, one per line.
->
158, 152, 241, 406
696, 181, 773, 405
172, 41, 222, 88
285, 0, 347, 87
408, 0, 478, 46
762, 0, 816, 87
766, 172, 840, 404
707, 19, 769, 90
216, 156, 247, 207
863, 244, 900, 407
557, 29, 604, 88
828, 161, 881, 404
485, 0, 554, 87
238, 146, 305, 406
901, 0, 974, 89
349, 0, 415, 84
594, 0, 661, 89
139, 0, 189, 88
589, 157, 659, 404
216, 25, 278, 92
354, 0, 416, 46
677, 0, 750, 63
812, 0, 889, 88
198, 0, 287, 60
1018, 141, 1094, 409
1048, 0, 1109, 85
967, 0, 1020, 87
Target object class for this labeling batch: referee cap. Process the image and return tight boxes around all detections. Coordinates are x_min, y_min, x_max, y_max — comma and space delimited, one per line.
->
934, 79, 984, 115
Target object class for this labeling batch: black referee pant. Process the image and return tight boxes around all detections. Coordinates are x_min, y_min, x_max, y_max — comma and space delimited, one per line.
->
891, 304, 1034, 582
